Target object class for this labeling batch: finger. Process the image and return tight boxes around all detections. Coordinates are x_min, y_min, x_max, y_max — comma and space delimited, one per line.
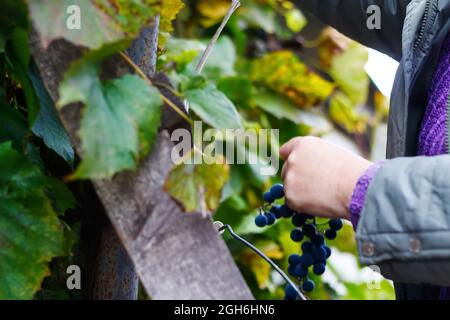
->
279, 138, 299, 160
281, 162, 288, 181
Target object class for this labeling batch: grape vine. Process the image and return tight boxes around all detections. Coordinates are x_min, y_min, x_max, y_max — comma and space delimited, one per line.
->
0, 0, 393, 300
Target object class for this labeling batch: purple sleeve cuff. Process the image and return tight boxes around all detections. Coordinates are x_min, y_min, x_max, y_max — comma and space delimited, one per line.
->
348, 161, 385, 230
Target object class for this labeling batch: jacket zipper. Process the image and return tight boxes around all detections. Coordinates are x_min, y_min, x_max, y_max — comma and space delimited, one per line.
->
413, 0, 432, 55
414, 0, 449, 154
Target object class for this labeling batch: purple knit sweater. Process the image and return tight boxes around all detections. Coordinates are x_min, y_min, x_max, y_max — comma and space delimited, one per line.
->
349, 34, 450, 300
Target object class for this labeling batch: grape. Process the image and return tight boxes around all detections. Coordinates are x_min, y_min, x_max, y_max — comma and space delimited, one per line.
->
302, 224, 316, 238
302, 279, 315, 292
263, 191, 275, 203
329, 219, 343, 231
270, 205, 282, 219
299, 253, 314, 267
287, 265, 296, 277
290, 229, 304, 242
301, 241, 313, 253
324, 246, 332, 258
279, 204, 294, 218
291, 213, 307, 227
288, 254, 302, 266
254, 215, 268, 227
284, 284, 298, 300
325, 229, 337, 240
312, 234, 325, 246
270, 183, 285, 199
266, 212, 276, 225
294, 264, 308, 278
313, 263, 326, 275
312, 245, 327, 262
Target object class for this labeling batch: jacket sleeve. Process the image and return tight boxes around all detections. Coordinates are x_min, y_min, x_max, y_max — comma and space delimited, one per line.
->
356, 155, 450, 286
294, 0, 411, 61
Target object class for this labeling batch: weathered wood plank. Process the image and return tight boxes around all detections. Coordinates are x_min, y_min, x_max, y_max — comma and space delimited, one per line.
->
29, 25, 254, 300
88, 18, 164, 301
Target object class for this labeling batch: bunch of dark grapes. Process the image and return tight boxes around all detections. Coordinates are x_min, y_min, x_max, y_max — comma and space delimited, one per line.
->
254, 183, 343, 300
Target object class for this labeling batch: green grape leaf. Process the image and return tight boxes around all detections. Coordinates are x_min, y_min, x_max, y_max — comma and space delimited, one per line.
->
0, 0, 29, 53
44, 178, 77, 215
30, 62, 75, 167
58, 56, 163, 179
0, 35, 5, 53
253, 89, 309, 123
217, 76, 253, 108
5, 28, 40, 124
5, 25, 75, 165
239, 3, 278, 34
0, 0, 28, 35
0, 142, 66, 299
0, 100, 28, 149
190, 36, 237, 78
164, 38, 206, 67
251, 51, 335, 108
185, 82, 243, 130
164, 150, 230, 214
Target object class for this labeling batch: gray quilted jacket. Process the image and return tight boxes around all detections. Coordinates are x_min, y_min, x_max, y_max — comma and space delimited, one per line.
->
296, 0, 450, 298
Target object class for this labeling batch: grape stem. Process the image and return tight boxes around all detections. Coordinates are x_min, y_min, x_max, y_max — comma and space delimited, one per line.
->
119, 51, 193, 126
195, 0, 241, 74
219, 223, 307, 301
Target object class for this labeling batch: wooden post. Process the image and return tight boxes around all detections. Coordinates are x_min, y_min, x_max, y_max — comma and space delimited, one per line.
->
29, 15, 254, 299
88, 17, 161, 301
91, 224, 139, 299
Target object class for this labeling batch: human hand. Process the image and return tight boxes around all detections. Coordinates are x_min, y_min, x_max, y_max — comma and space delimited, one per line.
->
280, 137, 372, 220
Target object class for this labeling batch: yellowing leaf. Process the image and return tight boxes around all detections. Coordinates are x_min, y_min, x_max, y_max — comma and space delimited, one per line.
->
93, 0, 161, 34
164, 149, 229, 214
197, 0, 231, 27
250, 51, 335, 108
374, 90, 389, 121
318, 27, 353, 68
318, 28, 369, 105
285, 9, 307, 33
329, 91, 367, 134
30, 0, 124, 49
160, 0, 185, 33
30, 0, 178, 49
240, 240, 284, 289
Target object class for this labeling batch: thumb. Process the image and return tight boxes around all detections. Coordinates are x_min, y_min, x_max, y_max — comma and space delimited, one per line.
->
279, 138, 299, 160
